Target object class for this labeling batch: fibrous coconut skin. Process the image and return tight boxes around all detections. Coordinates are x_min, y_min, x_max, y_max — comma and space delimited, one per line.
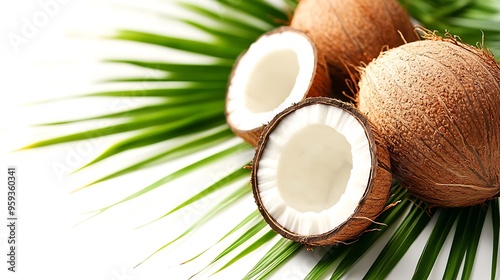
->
357, 37, 500, 207
225, 27, 331, 146
252, 97, 392, 246
290, 0, 418, 99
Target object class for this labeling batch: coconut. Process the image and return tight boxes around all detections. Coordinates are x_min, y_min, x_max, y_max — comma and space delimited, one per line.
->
290, 0, 418, 98
357, 37, 500, 207
251, 97, 392, 246
225, 27, 331, 146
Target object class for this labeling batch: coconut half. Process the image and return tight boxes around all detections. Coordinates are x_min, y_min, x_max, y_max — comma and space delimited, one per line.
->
225, 27, 331, 146
252, 97, 392, 246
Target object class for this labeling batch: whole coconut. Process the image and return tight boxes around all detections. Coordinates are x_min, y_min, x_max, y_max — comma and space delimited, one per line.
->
291, 0, 418, 98
357, 36, 500, 207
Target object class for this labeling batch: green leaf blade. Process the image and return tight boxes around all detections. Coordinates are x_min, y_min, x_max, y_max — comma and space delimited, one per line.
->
179, 3, 267, 36
112, 30, 244, 59
215, 0, 287, 27
363, 202, 432, 279
181, 211, 261, 265
214, 230, 277, 276
142, 167, 250, 225
77, 111, 226, 169
135, 184, 251, 267
443, 209, 471, 280
244, 238, 302, 280
94, 142, 250, 214
83, 127, 234, 187
86, 85, 226, 98
412, 209, 459, 280
461, 205, 488, 280
329, 185, 411, 280
491, 199, 499, 280
210, 219, 268, 265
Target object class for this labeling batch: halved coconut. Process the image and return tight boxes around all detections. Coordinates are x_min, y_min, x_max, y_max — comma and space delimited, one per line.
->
252, 97, 392, 246
225, 27, 331, 146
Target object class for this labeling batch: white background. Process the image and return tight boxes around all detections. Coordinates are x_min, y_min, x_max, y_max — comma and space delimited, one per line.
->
0, 1, 496, 279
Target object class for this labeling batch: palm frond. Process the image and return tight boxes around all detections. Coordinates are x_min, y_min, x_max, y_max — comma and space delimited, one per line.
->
210, 219, 269, 266
102, 60, 233, 83
215, 0, 289, 27
401, 0, 500, 56
77, 112, 224, 169
38, 99, 218, 126
81, 127, 234, 188
461, 206, 488, 279
327, 183, 410, 280
413, 209, 459, 279
142, 166, 249, 225
88, 142, 249, 216
112, 30, 243, 59
243, 237, 302, 279
364, 202, 432, 279
85, 84, 226, 97
492, 199, 500, 280
136, 183, 250, 267
443, 206, 489, 279
181, 211, 261, 265
212, 230, 277, 277
179, 3, 269, 36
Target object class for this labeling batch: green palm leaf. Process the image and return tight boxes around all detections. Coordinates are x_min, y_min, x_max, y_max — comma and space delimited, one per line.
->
178, 19, 256, 48
112, 30, 243, 59
209, 219, 269, 266
213, 230, 277, 276
141, 166, 250, 225
38, 98, 219, 125
88, 142, 249, 216
492, 199, 500, 280
86, 84, 226, 97
328, 184, 411, 280
76, 111, 224, 169
102, 60, 233, 82
364, 202, 432, 279
243, 237, 302, 279
215, 0, 290, 25
179, 3, 268, 36
181, 211, 261, 265
461, 206, 488, 279
136, 183, 251, 267
82, 127, 234, 188
401, 0, 500, 56
443, 206, 489, 279
412, 209, 459, 279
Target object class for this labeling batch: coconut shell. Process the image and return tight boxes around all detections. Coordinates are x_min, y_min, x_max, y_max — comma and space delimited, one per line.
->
252, 97, 392, 246
226, 27, 332, 146
290, 0, 418, 99
357, 37, 500, 207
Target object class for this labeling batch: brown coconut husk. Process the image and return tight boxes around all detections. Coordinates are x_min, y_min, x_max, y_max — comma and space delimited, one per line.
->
357, 34, 500, 207
290, 0, 418, 100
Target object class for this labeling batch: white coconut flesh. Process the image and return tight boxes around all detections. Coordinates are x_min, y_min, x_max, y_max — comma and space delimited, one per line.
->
257, 103, 372, 236
226, 30, 316, 131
